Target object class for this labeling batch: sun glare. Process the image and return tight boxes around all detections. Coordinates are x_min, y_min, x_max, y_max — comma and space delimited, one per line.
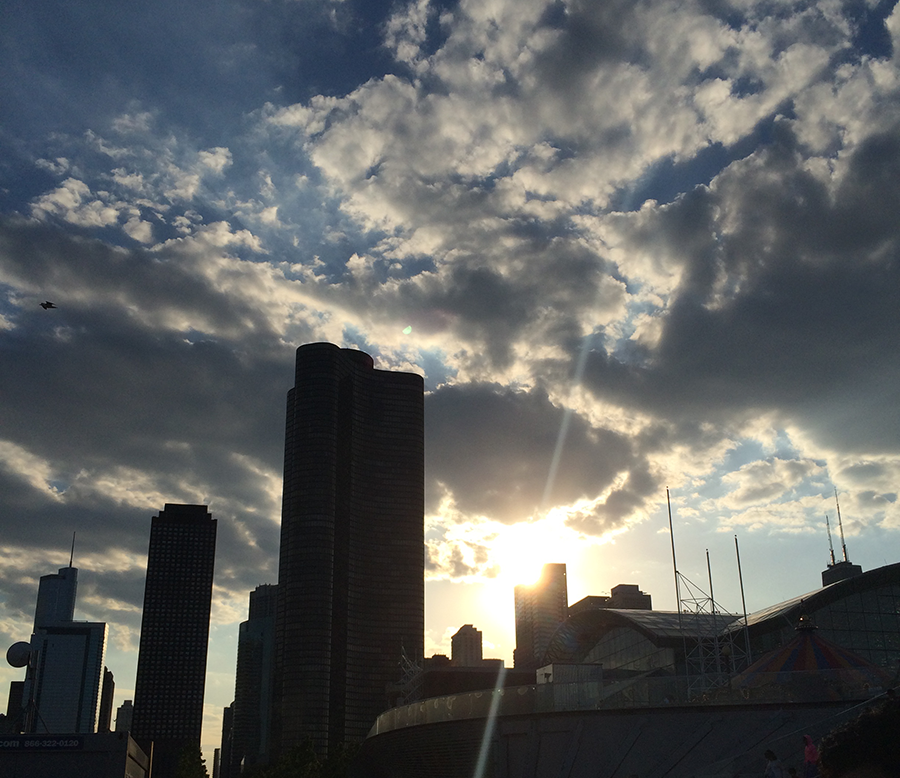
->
492, 518, 574, 588
472, 517, 582, 662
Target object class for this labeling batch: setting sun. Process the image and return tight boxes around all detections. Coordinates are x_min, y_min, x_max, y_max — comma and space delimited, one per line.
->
491, 521, 567, 588
473, 515, 583, 640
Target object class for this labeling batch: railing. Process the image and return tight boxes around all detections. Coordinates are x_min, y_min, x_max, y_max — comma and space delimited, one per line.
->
369, 670, 890, 736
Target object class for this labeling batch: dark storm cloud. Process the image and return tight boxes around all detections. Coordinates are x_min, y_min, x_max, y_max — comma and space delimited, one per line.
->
420, 242, 610, 369
533, 0, 645, 94
0, 219, 279, 342
425, 383, 658, 533
0, 219, 294, 601
582, 119, 900, 452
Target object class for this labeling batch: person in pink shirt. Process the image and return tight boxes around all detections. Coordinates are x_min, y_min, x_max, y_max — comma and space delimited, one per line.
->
803, 735, 819, 778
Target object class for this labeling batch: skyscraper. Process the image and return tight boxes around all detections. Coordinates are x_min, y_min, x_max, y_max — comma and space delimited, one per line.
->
132, 503, 217, 778
275, 343, 424, 755
26, 621, 108, 733
228, 584, 278, 776
451, 625, 483, 667
514, 563, 568, 670
33, 565, 77, 629
115, 699, 134, 733
14, 556, 108, 735
98, 667, 115, 733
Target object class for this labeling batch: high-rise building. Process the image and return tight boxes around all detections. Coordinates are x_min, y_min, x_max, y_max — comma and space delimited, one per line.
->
568, 584, 653, 615
97, 667, 115, 733
33, 565, 77, 629
218, 704, 234, 778
275, 343, 424, 755
228, 584, 278, 776
115, 699, 134, 733
451, 625, 483, 667
132, 503, 217, 778
26, 621, 108, 733
10, 556, 108, 735
514, 563, 568, 670
5, 681, 24, 731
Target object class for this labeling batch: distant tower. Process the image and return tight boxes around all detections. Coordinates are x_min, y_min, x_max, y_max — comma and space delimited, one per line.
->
451, 625, 483, 667
97, 667, 115, 733
275, 343, 424, 755
33, 565, 77, 629
514, 563, 568, 669
230, 584, 278, 774
5, 681, 25, 727
115, 699, 134, 733
219, 704, 234, 778
822, 492, 863, 586
13, 548, 108, 735
26, 621, 108, 733
568, 583, 653, 616
608, 584, 652, 610
132, 504, 217, 778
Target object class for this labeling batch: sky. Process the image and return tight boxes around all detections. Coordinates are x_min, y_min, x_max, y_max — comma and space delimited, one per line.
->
2, 0, 900, 760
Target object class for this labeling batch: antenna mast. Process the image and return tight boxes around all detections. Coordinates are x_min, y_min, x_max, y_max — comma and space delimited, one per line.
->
825, 514, 836, 566
666, 488, 682, 616
734, 535, 752, 665
666, 494, 748, 692
834, 488, 849, 562
706, 549, 716, 614
69, 532, 76, 568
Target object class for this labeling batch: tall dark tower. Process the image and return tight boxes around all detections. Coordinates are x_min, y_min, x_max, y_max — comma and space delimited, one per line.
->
275, 343, 424, 755
132, 504, 217, 778
229, 584, 278, 776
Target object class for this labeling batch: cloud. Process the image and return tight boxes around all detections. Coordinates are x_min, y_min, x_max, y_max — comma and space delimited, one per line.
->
0, 219, 299, 619
3, 0, 898, 599
425, 383, 659, 533
719, 457, 826, 509
578, 116, 900, 454
4, 0, 900, 752
31, 179, 122, 228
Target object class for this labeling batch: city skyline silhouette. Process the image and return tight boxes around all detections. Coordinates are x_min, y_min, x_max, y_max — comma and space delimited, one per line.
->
4, 0, 900, 764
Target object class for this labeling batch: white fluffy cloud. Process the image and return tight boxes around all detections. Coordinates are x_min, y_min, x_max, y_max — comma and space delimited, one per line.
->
3, 0, 900, 754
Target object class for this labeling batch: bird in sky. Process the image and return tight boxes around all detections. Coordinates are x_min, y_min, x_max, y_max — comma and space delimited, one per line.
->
40, 301, 57, 309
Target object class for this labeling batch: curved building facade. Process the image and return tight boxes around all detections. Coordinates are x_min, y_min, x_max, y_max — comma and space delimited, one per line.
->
543, 562, 900, 678
733, 561, 900, 670
275, 343, 424, 755
355, 563, 900, 778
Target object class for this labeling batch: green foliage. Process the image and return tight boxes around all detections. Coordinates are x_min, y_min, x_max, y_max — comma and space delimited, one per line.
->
176, 742, 209, 778
252, 739, 359, 778
321, 741, 359, 778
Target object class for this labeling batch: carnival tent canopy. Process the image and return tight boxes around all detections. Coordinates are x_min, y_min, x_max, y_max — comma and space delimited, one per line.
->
733, 620, 893, 688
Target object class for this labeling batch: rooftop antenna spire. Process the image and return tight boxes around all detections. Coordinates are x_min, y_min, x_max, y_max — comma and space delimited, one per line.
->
734, 535, 752, 665
706, 549, 716, 614
834, 488, 849, 562
69, 532, 76, 568
666, 488, 682, 617
825, 514, 836, 566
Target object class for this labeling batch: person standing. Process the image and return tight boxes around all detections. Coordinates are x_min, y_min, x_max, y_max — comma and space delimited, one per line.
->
765, 750, 786, 778
803, 735, 820, 778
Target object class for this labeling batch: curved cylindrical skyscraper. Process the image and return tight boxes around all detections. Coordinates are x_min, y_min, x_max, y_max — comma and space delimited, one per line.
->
275, 343, 424, 755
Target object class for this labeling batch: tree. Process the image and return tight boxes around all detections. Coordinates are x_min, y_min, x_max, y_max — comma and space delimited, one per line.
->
176, 742, 209, 778
252, 739, 359, 778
